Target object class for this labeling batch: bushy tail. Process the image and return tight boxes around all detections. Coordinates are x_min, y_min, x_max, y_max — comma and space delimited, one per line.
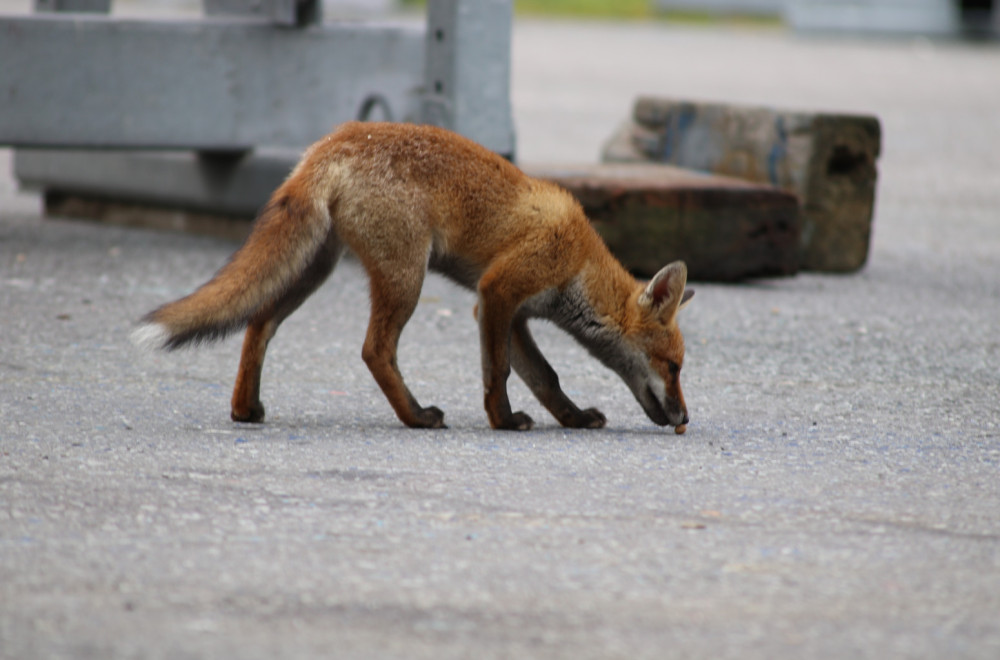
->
132, 190, 333, 351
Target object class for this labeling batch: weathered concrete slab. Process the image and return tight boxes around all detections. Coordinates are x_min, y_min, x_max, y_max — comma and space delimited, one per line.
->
528, 163, 800, 281
603, 97, 881, 273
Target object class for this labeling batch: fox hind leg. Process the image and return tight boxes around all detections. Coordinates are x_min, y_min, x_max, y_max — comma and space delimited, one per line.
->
231, 243, 342, 423
361, 262, 446, 429
231, 318, 273, 422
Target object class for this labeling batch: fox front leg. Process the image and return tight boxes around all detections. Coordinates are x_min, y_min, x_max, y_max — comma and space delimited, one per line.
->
476, 275, 534, 431
509, 315, 606, 429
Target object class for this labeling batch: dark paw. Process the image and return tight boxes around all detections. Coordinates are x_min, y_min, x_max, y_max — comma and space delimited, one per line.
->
232, 401, 266, 423
410, 406, 447, 429
499, 411, 534, 431
559, 406, 606, 429
578, 407, 607, 429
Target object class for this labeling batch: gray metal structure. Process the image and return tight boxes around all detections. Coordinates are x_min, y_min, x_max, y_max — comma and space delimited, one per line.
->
1, 0, 515, 214
785, 0, 962, 36
654, 0, 783, 16
656, 0, 997, 38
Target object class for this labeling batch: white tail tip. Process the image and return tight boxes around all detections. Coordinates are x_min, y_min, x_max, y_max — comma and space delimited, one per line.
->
131, 323, 170, 351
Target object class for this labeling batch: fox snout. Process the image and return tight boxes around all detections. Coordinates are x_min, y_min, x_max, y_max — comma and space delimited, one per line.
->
637, 381, 688, 429
668, 400, 689, 427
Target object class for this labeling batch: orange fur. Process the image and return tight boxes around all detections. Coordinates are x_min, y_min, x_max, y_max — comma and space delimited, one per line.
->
133, 122, 694, 430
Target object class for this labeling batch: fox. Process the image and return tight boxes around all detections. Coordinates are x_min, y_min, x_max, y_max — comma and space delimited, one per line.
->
133, 122, 694, 431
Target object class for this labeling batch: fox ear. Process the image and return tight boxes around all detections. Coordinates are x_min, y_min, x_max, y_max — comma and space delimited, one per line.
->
640, 261, 689, 319
679, 288, 695, 312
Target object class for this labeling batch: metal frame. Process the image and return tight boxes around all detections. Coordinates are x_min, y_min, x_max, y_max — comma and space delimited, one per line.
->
2, 0, 515, 214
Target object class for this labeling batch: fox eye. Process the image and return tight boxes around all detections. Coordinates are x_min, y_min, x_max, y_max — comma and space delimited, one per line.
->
667, 360, 680, 377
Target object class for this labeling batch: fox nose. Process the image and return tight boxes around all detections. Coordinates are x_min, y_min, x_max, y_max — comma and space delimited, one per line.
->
681, 412, 689, 425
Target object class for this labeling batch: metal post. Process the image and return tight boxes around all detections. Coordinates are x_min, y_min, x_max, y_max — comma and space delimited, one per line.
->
422, 0, 516, 159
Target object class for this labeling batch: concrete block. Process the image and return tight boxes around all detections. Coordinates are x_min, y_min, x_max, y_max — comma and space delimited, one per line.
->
603, 97, 881, 273
527, 163, 800, 282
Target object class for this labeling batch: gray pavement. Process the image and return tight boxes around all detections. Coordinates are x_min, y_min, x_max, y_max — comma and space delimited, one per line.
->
3, 13, 1000, 660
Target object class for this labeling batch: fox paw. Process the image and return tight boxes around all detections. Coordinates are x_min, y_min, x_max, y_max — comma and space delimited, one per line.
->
562, 407, 606, 429
232, 401, 266, 424
497, 411, 534, 431
409, 406, 447, 429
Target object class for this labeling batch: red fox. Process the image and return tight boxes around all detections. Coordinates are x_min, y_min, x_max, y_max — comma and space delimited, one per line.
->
133, 122, 694, 431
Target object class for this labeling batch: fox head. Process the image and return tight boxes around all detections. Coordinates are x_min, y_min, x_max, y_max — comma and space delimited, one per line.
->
626, 261, 694, 429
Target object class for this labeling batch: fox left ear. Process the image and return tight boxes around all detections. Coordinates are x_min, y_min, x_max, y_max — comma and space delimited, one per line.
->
640, 261, 691, 319
679, 288, 695, 312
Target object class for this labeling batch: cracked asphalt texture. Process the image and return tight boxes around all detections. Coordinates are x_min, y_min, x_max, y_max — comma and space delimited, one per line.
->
2, 11, 999, 660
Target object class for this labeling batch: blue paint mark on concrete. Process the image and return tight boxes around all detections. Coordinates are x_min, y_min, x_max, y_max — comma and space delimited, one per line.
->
662, 105, 697, 162
767, 116, 787, 185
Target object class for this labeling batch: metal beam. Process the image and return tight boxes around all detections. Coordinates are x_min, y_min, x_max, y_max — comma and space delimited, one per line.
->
0, 15, 424, 150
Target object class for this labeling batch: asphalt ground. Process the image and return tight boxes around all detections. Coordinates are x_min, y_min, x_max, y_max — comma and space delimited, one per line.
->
2, 11, 1000, 660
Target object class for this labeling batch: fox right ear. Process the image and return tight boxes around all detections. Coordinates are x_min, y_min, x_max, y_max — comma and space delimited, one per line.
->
639, 261, 688, 319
